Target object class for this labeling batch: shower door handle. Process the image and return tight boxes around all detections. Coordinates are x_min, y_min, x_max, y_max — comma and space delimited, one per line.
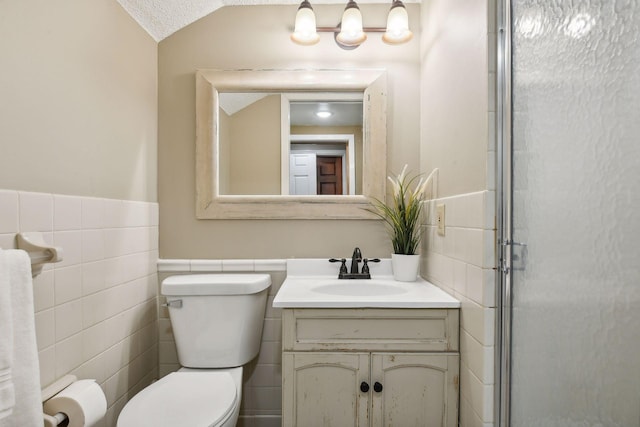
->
501, 240, 527, 272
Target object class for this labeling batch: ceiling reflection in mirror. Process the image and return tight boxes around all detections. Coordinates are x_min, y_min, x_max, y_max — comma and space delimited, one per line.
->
218, 92, 363, 196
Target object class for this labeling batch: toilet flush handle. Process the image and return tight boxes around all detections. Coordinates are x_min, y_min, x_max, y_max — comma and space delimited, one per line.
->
162, 299, 183, 308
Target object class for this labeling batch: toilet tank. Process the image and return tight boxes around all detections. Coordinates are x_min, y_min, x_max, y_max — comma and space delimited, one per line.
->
162, 274, 271, 368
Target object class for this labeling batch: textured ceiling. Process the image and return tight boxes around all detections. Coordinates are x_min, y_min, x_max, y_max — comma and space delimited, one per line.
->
117, 0, 415, 42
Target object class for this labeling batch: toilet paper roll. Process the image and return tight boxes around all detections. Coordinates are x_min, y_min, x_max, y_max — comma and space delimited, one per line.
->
43, 379, 107, 427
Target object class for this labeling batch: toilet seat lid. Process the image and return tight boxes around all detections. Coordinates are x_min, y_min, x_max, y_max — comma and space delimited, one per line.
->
118, 371, 237, 427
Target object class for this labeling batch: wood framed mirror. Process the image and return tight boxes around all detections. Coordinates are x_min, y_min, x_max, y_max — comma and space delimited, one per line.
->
195, 69, 387, 219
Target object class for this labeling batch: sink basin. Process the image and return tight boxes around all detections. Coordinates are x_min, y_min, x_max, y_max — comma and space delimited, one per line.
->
272, 259, 460, 309
311, 282, 408, 296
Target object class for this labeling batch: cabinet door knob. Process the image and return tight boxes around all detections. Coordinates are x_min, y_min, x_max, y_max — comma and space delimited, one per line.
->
373, 382, 383, 393
360, 381, 370, 393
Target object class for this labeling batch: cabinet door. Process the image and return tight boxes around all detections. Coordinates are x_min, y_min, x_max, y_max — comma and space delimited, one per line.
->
283, 352, 370, 427
370, 353, 459, 427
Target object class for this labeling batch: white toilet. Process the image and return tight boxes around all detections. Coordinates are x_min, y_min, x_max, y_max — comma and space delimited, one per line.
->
117, 273, 271, 427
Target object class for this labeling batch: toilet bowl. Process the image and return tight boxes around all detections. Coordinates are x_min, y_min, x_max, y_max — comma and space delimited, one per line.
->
116, 274, 271, 427
117, 367, 242, 427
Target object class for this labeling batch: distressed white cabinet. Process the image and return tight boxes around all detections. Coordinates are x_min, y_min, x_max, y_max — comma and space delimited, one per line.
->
281, 308, 460, 427
283, 352, 370, 426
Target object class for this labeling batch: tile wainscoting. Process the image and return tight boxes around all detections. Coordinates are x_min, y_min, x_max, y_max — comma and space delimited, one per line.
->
0, 189, 159, 427
422, 190, 497, 427
0, 186, 494, 427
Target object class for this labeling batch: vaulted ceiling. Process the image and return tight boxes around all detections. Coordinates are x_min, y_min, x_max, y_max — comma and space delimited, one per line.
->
116, 0, 411, 41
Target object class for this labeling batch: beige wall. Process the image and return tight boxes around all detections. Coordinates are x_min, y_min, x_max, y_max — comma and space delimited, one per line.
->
158, 4, 421, 259
0, 2, 159, 426
228, 95, 282, 195
420, 0, 490, 198
0, 0, 158, 202
219, 109, 232, 194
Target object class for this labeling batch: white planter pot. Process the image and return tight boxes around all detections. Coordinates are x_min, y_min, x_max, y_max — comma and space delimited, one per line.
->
391, 254, 420, 282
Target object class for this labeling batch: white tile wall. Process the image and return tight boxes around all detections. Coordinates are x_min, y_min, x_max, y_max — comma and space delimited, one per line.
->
422, 190, 497, 426
0, 189, 159, 427
156, 262, 285, 427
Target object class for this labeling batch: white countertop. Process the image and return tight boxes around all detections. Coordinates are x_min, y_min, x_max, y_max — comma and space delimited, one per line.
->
272, 259, 460, 309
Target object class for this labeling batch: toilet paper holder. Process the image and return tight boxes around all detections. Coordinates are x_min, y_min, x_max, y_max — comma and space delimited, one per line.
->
41, 375, 77, 427
42, 375, 78, 427
42, 374, 107, 427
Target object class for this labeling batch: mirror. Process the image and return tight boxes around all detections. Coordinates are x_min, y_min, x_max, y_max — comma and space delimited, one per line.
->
218, 92, 363, 196
195, 69, 387, 219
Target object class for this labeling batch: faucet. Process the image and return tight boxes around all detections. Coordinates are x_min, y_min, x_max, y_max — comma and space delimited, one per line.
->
329, 247, 380, 279
350, 247, 362, 274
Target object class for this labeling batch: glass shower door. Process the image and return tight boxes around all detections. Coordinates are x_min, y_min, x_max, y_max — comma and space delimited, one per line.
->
507, 0, 640, 425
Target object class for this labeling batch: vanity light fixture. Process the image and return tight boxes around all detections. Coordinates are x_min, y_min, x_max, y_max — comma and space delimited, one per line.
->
291, 0, 413, 49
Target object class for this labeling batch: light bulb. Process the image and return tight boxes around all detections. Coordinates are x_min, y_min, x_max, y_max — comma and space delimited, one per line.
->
336, 0, 367, 47
383, 0, 412, 44
291, 0, 320, 45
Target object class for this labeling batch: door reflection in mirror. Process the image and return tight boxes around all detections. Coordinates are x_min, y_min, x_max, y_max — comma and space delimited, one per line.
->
289, 134, 356, 195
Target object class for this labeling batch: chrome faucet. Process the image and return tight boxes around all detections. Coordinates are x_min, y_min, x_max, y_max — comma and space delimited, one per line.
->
329, 247, 380, 279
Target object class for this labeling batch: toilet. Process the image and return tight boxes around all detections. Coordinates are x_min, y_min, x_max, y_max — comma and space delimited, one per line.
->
117, 273, 271, 427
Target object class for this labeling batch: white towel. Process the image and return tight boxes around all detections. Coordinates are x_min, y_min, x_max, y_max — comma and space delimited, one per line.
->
0, 250, 41, 427
0, 249, 15, 420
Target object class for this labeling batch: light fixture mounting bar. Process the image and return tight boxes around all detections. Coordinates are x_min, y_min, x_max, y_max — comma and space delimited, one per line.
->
316, 26, 386, 33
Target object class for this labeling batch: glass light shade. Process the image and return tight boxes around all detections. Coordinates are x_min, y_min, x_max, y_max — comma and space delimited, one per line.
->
382, 1, 413, 44
336, 1, 367, 46
291, 1, 320, 45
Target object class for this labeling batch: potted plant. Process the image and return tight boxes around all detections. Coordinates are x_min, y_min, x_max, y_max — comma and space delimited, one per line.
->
367, 165, 436, 281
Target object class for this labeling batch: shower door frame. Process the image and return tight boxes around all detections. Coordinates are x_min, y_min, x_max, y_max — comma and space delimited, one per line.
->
495, 0, 512, 426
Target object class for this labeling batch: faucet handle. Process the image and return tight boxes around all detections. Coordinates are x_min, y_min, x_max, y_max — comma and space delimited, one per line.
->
329, 258, 348, 274
362, 259, 370, 274
361, 258, 380, 275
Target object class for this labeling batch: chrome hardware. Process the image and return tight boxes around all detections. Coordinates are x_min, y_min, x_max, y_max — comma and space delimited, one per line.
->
162, 299, 183, 308
501, 239, 527, 272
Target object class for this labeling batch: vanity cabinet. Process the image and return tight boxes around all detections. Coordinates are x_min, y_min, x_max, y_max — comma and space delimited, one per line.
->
281, 308, 460, 427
